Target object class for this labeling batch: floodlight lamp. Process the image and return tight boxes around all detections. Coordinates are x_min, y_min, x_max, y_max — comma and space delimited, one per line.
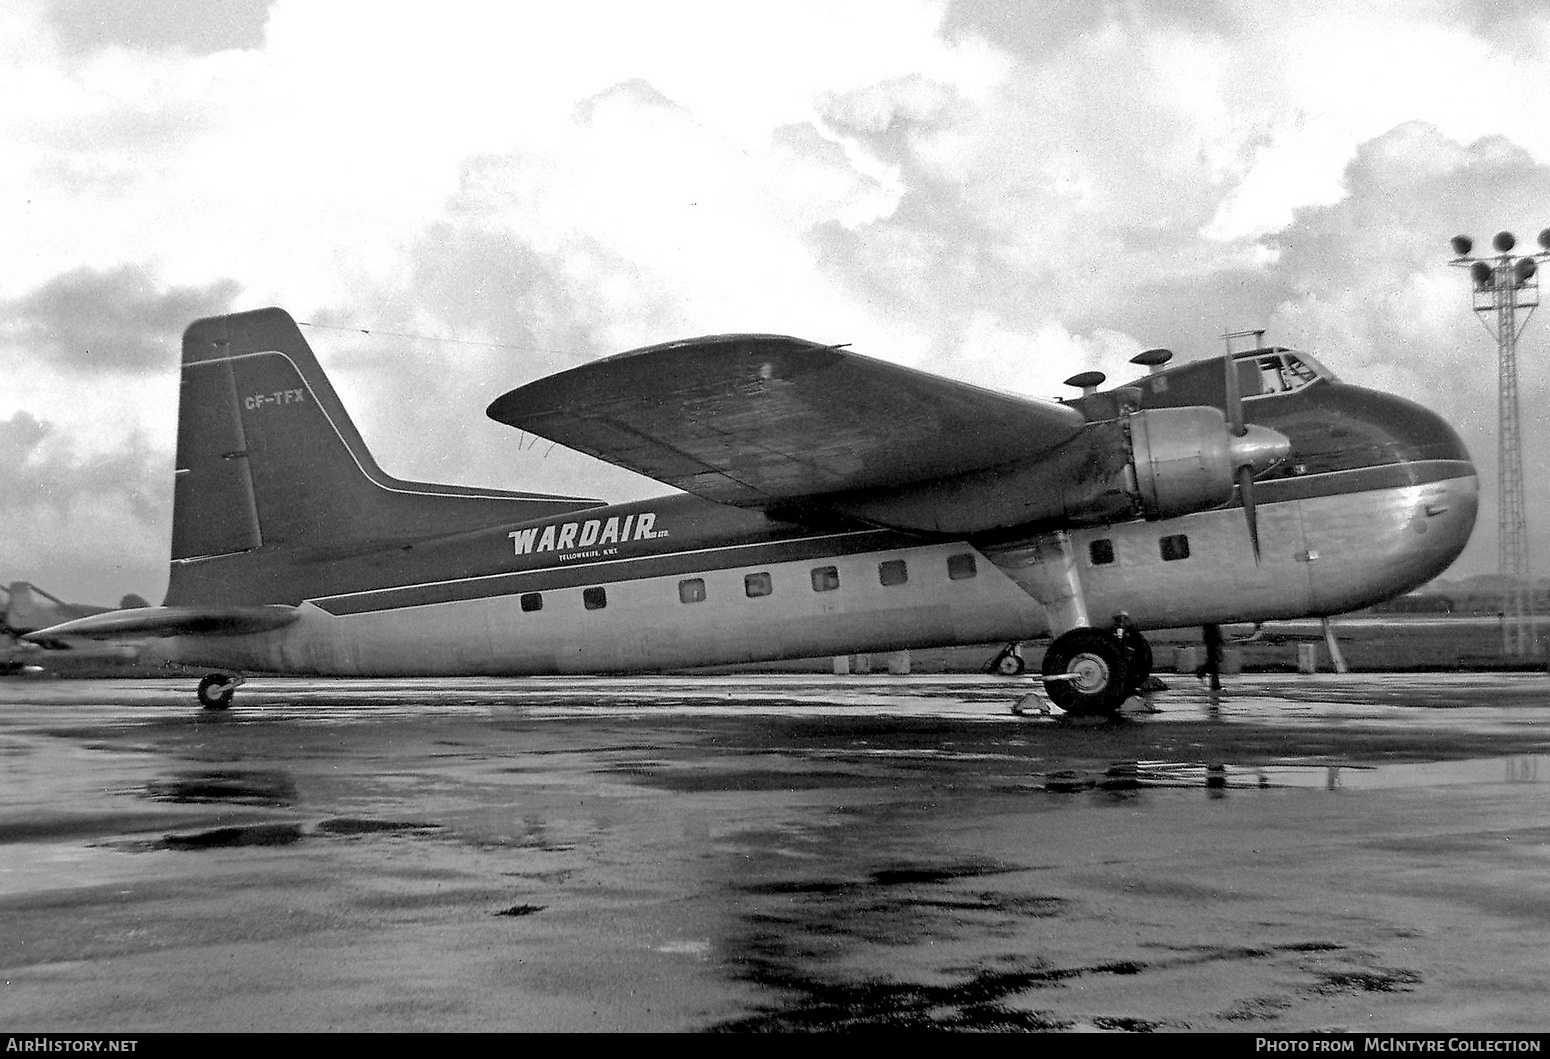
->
1539, 228, 1550, 251
1515, 257, 1537, 284
1494, 231, 1516, 253
1472, 260, 1495, 288
1451, 235, 1473, 257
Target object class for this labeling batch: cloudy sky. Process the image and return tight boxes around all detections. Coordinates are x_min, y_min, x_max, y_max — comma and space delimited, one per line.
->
4, 0, 1549, 604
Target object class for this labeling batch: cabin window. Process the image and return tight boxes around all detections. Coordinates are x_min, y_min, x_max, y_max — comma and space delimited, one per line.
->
947, 553, 977, 580
1089, 539, 1115, 566
678, 578, 706, 604
878, 559, 908, 586
745, 572, 773, 598
520, 592, 543, 613
583, 587, 608, 610
1159, 534, 1190, 561
811, 566, 840, 592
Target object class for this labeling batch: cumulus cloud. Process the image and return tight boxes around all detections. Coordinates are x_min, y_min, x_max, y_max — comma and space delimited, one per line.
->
0, 410, 169, 603
942, 0, 1240, 58
4, 264, 240, 373
45, 0, 270, 57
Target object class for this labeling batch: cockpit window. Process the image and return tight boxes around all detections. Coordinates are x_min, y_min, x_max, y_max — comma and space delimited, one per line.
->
1239, 349, 1336, 400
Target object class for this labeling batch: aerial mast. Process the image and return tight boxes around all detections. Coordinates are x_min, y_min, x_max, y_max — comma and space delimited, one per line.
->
1448, 228, 1550, 657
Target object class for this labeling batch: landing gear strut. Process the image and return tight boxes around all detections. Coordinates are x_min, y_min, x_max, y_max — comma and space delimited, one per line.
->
196, 673, 243, 710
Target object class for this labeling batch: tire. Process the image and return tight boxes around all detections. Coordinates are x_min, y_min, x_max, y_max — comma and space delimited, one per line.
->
1041, 628, 1131, 716
196, 673, 235, 711
994, 652, 1026, 676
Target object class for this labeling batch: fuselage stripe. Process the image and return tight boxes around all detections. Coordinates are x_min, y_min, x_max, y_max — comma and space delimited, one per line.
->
1244, 459, 1472, 504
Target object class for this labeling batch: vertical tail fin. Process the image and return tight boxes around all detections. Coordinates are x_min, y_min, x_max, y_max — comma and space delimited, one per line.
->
167, 308, 599, 605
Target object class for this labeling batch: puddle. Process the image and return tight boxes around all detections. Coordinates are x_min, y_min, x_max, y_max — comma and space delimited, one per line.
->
153, 823, 305, 849
1039, 755, 1548, 793
143, 770, 296, 806
314, 818, 441, 836
0, 841, 146, 895
1258, 753, 1546, 791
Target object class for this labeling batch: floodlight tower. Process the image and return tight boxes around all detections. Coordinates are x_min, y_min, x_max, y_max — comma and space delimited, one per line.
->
1448, 228, 1550, 656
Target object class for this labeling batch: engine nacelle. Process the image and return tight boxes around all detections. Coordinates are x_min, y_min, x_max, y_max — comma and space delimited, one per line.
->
1127, 407, 1289, 520
821, 406, 1289, 535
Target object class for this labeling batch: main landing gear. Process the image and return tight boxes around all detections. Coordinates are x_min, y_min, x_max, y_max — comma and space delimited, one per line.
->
1039, 618, 1153, 717
196, 673, 244, 710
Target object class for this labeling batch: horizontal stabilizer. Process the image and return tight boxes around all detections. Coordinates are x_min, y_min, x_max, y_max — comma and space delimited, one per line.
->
488, 334, 1086, 507
23, 605, 300, 642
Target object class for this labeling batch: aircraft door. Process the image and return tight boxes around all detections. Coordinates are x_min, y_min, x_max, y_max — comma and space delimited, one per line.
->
1293, 489, 1397, 616
1228, 496, 1314, 618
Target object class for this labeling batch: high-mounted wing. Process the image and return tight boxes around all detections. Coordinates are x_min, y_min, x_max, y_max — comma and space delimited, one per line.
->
487, 335, 1086, 506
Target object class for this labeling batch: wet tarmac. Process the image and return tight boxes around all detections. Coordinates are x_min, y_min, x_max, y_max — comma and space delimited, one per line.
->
1, 673, 1548, 1032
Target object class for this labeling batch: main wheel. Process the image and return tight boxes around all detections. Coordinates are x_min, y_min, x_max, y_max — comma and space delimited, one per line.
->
196, 673, 235, 711
1041, 628, 1131, 716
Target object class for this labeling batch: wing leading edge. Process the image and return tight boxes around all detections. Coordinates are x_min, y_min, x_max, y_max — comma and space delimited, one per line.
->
487, 335, 1086, 508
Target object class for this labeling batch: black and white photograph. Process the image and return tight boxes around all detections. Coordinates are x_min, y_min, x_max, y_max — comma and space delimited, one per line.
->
2, 0, 1548, 1038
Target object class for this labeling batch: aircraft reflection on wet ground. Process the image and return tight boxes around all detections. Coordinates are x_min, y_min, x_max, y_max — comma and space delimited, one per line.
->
2, 673, 1549, 1032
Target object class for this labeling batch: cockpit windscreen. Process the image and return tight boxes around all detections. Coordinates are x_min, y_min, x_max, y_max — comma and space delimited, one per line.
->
1238, 349, 1336, 400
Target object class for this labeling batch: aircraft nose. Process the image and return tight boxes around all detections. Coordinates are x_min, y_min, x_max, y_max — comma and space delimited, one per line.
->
1296, 385, 1479, 612
1231, 423, 1291, 474
1405, 398, 1479, 565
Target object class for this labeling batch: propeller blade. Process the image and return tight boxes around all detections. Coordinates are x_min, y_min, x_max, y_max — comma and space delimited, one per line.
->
1237, 464, 1262, 564
1225, 346, 1273, 562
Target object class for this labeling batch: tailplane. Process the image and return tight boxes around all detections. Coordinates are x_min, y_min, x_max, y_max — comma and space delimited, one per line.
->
166, 308, 600, 606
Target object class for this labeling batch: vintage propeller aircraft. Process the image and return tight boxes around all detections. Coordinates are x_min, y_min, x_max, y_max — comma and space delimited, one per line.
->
27, 308, 1477, 712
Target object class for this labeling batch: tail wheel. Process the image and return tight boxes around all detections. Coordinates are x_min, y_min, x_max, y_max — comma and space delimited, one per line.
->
1041, 629, 1131, 716
989, 644, 1026, 676
196, 673, 236, 711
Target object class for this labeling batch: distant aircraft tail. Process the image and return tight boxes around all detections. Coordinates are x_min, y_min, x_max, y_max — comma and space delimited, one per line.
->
2, 581, 106, 635
165, 308, 600, 607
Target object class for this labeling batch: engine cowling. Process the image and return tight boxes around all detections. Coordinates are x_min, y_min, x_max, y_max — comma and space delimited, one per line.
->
1127, 406, 1290, 520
